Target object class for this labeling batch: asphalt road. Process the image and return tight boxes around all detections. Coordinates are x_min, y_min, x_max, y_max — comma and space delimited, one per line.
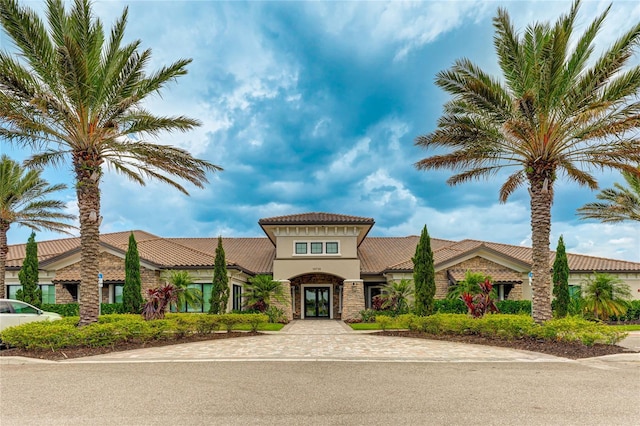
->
2, 361, 639, 425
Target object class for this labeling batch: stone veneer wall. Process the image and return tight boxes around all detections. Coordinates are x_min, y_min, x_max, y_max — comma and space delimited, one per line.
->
272, 280, 293, 321
53, 251, 160, 304
342, 280, 364, 321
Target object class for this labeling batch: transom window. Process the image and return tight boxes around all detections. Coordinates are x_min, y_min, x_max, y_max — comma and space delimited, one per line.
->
293, 241, 340, 256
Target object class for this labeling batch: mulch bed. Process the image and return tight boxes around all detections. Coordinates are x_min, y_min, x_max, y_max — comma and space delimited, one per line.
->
0, 332, 260, 361
377, 330, 637, 359
1, 330, 636, 361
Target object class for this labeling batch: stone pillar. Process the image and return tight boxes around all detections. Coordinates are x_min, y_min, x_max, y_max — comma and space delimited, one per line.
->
342, 279, 364, 321
273, 280, 293, 321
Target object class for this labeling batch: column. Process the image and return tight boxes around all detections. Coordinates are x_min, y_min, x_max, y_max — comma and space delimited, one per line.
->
273, 279, 293, 321
342, 279, 364, 321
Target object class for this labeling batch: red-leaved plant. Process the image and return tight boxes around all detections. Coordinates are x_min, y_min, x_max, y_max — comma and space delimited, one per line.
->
461, 279, 499, 318
142, 285, 182, 320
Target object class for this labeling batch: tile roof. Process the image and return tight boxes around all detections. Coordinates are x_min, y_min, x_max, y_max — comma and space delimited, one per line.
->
259, 212, 374, 225
6, 229, 640, 276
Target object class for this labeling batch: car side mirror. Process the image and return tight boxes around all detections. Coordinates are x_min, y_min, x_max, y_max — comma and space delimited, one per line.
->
37, 309, 43, 315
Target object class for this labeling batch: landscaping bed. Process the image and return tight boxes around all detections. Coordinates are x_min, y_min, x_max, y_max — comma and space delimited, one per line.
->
0, 331, 260, 361
377, 330, 635, 359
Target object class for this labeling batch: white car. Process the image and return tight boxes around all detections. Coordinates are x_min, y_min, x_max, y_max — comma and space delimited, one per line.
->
0, 299, 62, 332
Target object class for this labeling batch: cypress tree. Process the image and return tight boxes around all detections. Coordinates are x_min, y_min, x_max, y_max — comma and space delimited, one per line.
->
552, 235, 570, 318
16, 232, 41, 308
123, 233, 143, 313
209, 236, 229, 314
413, 225, 436, 316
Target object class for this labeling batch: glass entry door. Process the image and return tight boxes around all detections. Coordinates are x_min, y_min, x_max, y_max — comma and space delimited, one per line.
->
304, 287, 330, 318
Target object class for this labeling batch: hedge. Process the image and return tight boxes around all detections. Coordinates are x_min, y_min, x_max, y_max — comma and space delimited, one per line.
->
378, 313, 627, 346
0, 313, 269, 351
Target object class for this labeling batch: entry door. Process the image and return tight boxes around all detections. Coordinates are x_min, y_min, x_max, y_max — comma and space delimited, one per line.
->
305, 287, 330, 318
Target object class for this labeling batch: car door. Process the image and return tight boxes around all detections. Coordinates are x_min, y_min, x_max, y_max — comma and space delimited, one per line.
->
7, 300, 42, 326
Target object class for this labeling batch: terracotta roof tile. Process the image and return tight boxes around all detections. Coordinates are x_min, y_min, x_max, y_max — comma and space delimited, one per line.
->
259, 212, 374, 225
358, 236, 454, 273
6, 229, 640, 276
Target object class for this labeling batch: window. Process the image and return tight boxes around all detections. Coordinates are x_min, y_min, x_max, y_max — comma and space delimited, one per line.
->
233, 285, 242, 311
7, 285, 21, 300
326, 242, 339, 254
7, 285, 55, 304
569, 285, 581, 298
40, 285, 55, 304
111, 284, 123, 304
367, 286, 383, 309
63, 283, 79, 302
293, 241, 339, 255
173, 283, 212, 313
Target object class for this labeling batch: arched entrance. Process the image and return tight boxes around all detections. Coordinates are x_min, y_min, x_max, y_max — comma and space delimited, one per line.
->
289, 273, 344, 319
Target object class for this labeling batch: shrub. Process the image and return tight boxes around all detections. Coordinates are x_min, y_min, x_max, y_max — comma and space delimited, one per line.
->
0, 321, 81, 350
396, 314, 418, 330
264, 306, 287, 324
101, 303, 125, 315
538, 316, 627, 346
41, 303, 79, 317
359, 309, 380, 323
375, 316, 394, 331
434, 299, 466, 314
473, 314, 536, 339
610, 300, 640, 322
461, 279, 498, 318
79, 323, 129, 348
196, 315, 220, 334
218, 313, 244, 332
142, 285, 181, 320
496, 300, 531, 315
244, 313, 269, 332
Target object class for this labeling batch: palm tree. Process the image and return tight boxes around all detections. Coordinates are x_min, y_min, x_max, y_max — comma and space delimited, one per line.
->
162, 270, 202, 312
446, 271, 492, 301
577, 166, 640, 223
414, 1, 640, 323
242, 275, 285, 312
0, 155, 75, 298
582, 272, 631, 321
0, 0, 222, 325
379, 279, 414, 314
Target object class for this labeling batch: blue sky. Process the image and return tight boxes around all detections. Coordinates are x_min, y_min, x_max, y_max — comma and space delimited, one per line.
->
2, 0, 640, 262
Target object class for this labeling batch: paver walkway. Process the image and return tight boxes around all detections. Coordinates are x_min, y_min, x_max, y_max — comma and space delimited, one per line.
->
63, 320, 565, 364
3, 321, 638, 366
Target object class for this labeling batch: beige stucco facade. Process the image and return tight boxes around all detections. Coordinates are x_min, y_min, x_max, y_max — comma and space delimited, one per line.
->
4, 213, 640, 322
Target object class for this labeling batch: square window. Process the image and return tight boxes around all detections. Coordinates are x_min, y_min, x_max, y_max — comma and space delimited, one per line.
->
295, 242, 307, 254
326, 242, 339, 254
311, 242, 323, 254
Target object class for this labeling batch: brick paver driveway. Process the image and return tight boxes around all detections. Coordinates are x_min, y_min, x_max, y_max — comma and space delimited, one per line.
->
65, 319, 570, 363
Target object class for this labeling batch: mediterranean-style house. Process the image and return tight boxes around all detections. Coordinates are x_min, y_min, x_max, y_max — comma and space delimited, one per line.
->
4, 212, 640, 321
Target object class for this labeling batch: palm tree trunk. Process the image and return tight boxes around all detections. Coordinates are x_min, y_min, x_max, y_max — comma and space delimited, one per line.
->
75, 155, 102, 326
0, 222, 9, 299
529, 174, 554, 324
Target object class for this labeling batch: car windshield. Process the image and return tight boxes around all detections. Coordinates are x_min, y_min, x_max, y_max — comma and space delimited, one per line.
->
9, 301, 39, 314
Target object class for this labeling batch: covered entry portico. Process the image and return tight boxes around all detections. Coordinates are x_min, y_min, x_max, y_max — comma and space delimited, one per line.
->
289, 273, 344, 319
